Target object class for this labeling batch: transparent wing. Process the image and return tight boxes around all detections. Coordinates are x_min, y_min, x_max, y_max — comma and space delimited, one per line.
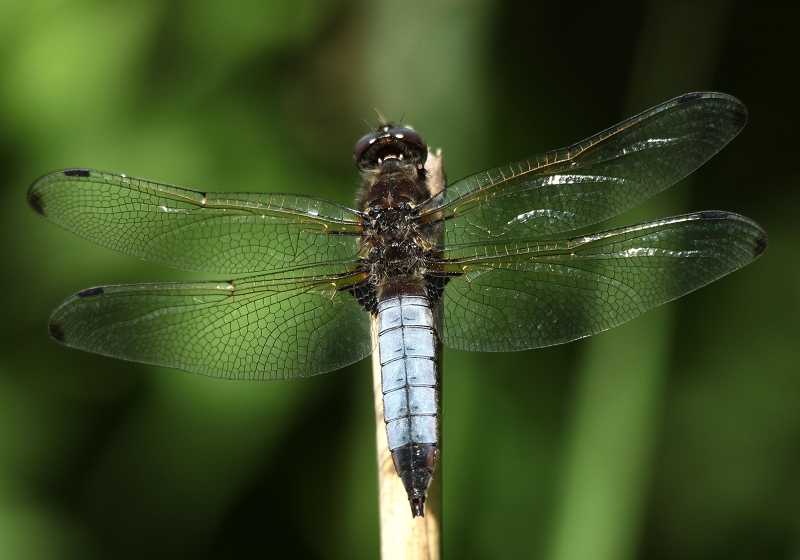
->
437, 211, 767, 352
420, 93, 747, 243
28, 170, 365, 274
48, 262, 373, 379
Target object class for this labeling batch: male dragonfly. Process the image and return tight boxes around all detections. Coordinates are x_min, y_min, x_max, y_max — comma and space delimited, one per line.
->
28, 92, 767, 517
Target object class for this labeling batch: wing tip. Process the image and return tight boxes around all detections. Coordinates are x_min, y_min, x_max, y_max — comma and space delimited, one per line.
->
48, 322, 66, 343
753, 234, 768, 258
675, 92, 748, 130
28, 169, 93, 216
27, 188, 45, 216
696, 210, 768, 259
730, 102, 748, 129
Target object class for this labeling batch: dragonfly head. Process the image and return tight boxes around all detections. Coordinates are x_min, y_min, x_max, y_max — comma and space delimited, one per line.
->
354, 125, 428, 173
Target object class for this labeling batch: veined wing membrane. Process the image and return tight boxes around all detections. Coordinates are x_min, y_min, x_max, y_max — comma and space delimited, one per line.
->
28, 170, 365, 274
48, 261, 373, 379
424, 93, 747, 243
438, 211, 767, 352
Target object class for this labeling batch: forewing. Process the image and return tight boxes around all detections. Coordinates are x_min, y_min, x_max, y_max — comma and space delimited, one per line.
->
48, 262, 373, 379
424, 93, 747, 243
439, 212, 767, 352
28, 170, 365, 274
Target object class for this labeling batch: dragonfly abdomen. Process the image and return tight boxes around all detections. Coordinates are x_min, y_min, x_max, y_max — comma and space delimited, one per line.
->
377, 289, 438, 517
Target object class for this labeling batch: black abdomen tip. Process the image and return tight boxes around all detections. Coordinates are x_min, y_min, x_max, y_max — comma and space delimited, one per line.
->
410, 496, 425, 518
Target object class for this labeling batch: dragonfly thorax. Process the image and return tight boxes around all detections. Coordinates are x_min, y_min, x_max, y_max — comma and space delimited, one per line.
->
361, 207, 429, 281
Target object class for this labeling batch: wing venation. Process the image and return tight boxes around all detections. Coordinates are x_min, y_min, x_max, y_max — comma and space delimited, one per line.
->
422, 93, 747, 245
49, 262, 373, 379
28, 170, 365, 273
440, 212, 766, 352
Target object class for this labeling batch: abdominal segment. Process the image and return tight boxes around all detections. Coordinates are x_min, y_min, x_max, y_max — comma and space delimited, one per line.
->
376, 292, 438, 517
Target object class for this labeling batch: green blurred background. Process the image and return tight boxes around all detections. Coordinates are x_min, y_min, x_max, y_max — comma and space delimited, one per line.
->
1, 0, 797, 558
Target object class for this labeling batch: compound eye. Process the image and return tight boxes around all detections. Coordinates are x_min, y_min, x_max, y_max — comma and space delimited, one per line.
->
392, 127, 427, 153
354, 131, 380, 163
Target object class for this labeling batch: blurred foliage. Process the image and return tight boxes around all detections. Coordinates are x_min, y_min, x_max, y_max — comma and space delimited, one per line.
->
0, 0, 797, 559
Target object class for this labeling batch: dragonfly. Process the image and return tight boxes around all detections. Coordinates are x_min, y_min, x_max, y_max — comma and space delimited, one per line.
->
28, 92, 767, 517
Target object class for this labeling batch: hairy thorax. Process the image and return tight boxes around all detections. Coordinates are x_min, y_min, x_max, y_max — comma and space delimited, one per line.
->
357, 160, 433, 295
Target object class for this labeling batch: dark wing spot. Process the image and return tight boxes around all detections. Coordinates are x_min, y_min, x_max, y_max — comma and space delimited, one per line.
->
677, 92, 703, 104
754, 235, 768, 258
63, 169, 91, 178
698, 210, 730, 220
345, 280, 377, 314
78, 287, 105, 298
49, 323, 66, 343
425, 273, 452, 305
28, 190, 45, 216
